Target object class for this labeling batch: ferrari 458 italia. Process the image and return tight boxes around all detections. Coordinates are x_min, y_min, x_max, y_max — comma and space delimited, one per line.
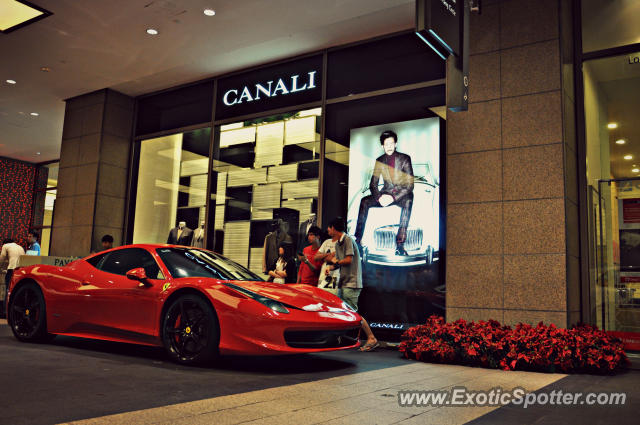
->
6, 245, 362, 364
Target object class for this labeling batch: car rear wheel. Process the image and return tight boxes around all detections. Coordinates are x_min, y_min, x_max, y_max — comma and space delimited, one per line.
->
162, 294, 219, 365
9, 282, 53, 343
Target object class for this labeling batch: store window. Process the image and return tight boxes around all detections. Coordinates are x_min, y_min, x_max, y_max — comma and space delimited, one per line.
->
212, 108, 321, 275
132, 128, 211, 245
584, 52, 640, 334
32, 162, 58, 255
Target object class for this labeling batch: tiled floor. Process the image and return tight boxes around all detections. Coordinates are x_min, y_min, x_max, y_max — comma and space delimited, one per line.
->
61, 363, 564, 425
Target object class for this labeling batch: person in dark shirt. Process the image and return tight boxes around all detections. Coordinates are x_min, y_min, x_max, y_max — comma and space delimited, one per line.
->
354, 130, 414, 256
268, 242, 297, 284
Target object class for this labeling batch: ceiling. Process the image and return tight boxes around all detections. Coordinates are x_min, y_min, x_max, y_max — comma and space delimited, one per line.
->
581, 0, 640, 53
585, 51, 640, 179
0, 0, 415, 162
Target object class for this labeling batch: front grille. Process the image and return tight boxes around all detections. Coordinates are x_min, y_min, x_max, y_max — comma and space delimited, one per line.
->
284, 327, 360, 349
373, 225, 423, 251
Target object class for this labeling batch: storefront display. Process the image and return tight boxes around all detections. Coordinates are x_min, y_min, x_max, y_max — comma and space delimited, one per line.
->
212, 109, 321, 275
127, 32, 446, 337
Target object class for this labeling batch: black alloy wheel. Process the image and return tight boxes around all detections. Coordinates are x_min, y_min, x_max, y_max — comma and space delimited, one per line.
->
162, 294, 219, 365
8, 282, 52, 343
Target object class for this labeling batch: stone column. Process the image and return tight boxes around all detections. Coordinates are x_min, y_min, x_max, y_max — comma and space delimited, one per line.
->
445, 0, 579, 328
51, 89, 133, 257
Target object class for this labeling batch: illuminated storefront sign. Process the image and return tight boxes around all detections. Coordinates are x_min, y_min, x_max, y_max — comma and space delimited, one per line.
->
222, 71, 318, 106
216, 54, 323, 120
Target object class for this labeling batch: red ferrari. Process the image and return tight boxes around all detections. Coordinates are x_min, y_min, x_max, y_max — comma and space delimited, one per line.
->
6, 244, 362, 364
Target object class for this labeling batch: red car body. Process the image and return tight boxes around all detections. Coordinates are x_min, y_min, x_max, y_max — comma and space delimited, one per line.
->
7, 244, 362, 357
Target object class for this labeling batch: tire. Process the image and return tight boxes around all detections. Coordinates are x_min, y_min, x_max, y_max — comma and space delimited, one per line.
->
161, 294, 219, 365
8, 282, 54, 343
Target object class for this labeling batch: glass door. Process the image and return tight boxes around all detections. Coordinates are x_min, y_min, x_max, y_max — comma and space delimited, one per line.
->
584, 52, 640, 349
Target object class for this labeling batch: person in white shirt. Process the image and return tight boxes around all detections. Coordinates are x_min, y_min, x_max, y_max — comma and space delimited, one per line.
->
1, 239, 26, 318
314, 233, 340, 295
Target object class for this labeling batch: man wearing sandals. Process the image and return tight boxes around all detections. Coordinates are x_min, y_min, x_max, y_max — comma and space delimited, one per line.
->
325, 218, 379, 352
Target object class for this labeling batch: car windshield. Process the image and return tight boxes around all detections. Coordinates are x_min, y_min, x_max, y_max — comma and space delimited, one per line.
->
156, 248, 263, 281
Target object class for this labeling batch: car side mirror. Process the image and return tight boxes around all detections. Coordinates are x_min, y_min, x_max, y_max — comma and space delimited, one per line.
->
126, 268, 152, 286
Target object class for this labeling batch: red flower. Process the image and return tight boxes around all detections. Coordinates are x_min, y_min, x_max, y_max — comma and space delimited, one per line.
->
398, 315, 629, 374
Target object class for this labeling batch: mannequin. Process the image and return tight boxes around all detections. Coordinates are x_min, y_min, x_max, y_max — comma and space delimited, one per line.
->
191, 221, 205, 248
167, 221, 194, 246
297, 213, 317, 251
262, 219, 292, 274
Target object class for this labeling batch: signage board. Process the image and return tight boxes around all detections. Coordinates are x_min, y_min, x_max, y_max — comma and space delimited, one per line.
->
416, 0, 462, 58
416, 0, 468, 111
216, 55, 323, 120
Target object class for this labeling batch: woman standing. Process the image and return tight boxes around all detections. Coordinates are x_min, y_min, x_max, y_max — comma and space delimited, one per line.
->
268, 242, 297, 284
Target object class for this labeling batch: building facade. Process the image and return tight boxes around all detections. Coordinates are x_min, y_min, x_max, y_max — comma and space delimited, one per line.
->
36, 0, 640, 345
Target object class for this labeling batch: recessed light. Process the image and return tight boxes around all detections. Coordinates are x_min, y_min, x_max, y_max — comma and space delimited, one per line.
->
6, 79, 16, 84
40, 66, 50, 72
203, 8, 216, 16
633, 168, 640, 173
608, 122, 618, 129
146, 28, 158, 35
624, 155, 633, 160
616, 139, 626, 144
30, 112, 39, 116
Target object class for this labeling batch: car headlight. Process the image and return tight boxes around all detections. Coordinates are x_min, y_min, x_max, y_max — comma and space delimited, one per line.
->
341, 301, 356, 312
225, 283, 290, 314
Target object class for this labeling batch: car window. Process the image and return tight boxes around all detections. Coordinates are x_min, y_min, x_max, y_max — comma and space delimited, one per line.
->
99, 248, 164, 279
86, 253, 107, 268
156, 248, 263, 281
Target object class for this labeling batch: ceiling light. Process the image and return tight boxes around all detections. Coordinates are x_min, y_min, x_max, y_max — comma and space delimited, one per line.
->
0, 0, 51, 33
36, 152, 41, 155
608, 123, 618, 129
30, 112, 39, 116
146, 28, 158, 35
633, 169, 640, 173
616, 139, 626, 144
40, 66, 50, 72
203, 9, 216, 16
6, 79, 16, 84
624, 155, 633, 160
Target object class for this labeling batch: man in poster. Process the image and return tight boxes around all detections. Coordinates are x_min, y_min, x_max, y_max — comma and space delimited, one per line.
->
354, 130, 414, 256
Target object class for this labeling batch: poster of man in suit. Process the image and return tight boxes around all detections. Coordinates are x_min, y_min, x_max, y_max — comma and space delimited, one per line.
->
346, 117, 442, 325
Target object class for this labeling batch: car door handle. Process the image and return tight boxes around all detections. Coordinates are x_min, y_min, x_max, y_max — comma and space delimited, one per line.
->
81, 280, 91, 286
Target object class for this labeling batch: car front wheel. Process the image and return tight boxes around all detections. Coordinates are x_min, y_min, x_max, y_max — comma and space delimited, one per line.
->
162, 294, 219, 365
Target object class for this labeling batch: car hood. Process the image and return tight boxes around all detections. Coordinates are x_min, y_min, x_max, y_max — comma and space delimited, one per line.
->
225, 280, 344, 312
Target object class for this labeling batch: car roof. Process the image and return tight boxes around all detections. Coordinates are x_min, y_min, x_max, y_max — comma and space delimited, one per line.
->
84, 244, 214, 260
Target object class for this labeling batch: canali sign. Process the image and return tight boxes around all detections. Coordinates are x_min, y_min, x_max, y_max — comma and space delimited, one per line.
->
223, 71, 318, 106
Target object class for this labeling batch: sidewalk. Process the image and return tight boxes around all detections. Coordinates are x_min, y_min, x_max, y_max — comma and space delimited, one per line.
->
63, 362, 564, 425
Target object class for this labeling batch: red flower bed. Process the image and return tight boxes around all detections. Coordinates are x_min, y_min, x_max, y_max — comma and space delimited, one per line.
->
399, 316, 629, 374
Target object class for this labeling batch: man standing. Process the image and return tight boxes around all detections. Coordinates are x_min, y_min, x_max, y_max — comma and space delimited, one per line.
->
325, 218, 378, 352
0, 239, 25, 318
101, 234, 114, 251
297, 226, 323, 285
354, 130, 414, 256
315, 225, 340, 295
27, 231, 41, 255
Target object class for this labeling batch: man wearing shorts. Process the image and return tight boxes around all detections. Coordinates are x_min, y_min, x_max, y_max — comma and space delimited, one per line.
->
325, 218, 378, 351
